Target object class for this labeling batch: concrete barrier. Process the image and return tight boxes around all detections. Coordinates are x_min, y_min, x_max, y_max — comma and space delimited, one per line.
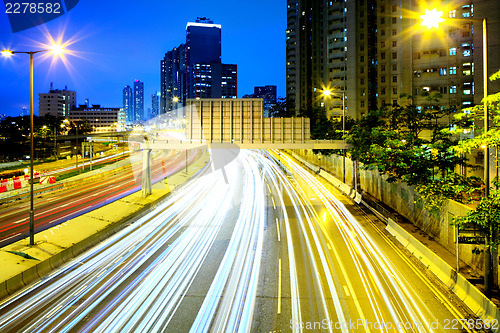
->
0, 280, 7, 301
386, 219, 500, 330
5, 272, 25, 296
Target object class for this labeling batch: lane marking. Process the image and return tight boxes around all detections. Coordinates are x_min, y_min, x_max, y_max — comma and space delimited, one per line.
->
343, 285, 351, 297
271, 197, 276, 210
327, 243, 332, 250
278, 258, 282, 314
276, 218, 281, 242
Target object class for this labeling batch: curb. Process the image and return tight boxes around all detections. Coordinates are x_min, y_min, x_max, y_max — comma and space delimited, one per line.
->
386, 219, 500, 330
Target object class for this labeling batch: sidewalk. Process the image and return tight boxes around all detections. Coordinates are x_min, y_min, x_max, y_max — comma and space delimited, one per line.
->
0, 150, 210, 301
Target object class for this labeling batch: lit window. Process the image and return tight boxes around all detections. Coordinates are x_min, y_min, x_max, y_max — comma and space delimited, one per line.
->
439, 68, 447, 75
463, 89, 471, 95
463, 70, 471, 75
449, 67, 457, 74
462, 12, 470, 18
450, 85, 457, 94
463, 50, 471, 57
449, 10, 456, 18
449, 48, 457, 56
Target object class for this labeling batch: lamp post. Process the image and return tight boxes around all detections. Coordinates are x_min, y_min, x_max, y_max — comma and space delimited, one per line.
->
2, 44, 64, 246
323, 89, 346, 183
421, 10, 493, 294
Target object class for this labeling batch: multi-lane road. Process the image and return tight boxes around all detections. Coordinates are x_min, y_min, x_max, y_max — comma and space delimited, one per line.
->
0, 149, 482, 332
0, 149, 200, 248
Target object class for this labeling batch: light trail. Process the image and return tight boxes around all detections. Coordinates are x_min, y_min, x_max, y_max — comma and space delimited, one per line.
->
0, 149, 474, 332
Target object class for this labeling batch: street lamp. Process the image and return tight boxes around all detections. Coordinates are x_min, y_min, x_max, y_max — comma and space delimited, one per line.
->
421, 9, 492, 294
322, 89, 346, 183
1, 43, 65, 246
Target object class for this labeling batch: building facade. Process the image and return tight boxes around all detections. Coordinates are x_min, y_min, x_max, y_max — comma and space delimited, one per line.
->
134, 80, 144, 123
123, 85, 134, 124
160, 17, 237, 115
286, 0, 500, 120
38, 85, 77, 117
68, 104, 125, 132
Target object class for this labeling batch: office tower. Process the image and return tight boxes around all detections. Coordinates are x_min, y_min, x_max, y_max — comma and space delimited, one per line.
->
152, 91, 160, 119
123, 85, 134, 123
185, 17, 222, 98
286, 0, 500, 120
134, 80, 144, 123
161, 17, 237, 114
38, 84, 77, 117
161, 44, 186, 114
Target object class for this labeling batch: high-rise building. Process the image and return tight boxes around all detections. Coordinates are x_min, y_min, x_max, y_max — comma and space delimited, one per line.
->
161, 44, 186, 114
123, 85, 134, 123
161, 17, 237, 115
134, 80, 144, 122
286, 0, 500, 120
38, 84, 77, 117
152, 91, 160, 119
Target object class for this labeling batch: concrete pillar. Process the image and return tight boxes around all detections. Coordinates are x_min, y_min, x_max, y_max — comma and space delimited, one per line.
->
142, 149, 152, 197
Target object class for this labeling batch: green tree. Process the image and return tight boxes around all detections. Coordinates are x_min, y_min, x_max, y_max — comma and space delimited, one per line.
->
346, 99, 464, 186
269, 97, 295, 118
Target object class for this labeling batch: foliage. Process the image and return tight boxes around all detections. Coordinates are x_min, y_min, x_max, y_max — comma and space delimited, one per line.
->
346, 99, 464, 186
453, 185, 500, 248
268, 97, 295, 118
415, 174, 482, 212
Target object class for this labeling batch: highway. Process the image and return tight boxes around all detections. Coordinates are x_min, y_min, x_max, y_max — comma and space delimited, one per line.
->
0, 149, 200, 248
0, 150, 480, 332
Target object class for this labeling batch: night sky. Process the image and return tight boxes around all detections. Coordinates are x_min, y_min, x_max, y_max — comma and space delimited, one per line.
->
0, 0, 286, 117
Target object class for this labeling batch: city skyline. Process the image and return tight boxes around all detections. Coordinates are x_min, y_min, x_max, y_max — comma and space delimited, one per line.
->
0, 0, 286, 117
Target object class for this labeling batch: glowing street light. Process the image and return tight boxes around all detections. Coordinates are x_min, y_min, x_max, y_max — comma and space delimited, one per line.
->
420, 9, 444, 29
322, 88, 346, 183
1, 43, 66, 246
1, 50, 14, 57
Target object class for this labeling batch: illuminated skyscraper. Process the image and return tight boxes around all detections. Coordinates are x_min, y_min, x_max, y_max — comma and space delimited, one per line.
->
134, 80, 144, 122
123, 85, 134, 123
152, 91, 160, 119
161, 17, 237, 114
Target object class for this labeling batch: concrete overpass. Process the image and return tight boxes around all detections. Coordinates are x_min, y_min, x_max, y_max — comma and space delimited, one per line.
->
140, 98, 351, 196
